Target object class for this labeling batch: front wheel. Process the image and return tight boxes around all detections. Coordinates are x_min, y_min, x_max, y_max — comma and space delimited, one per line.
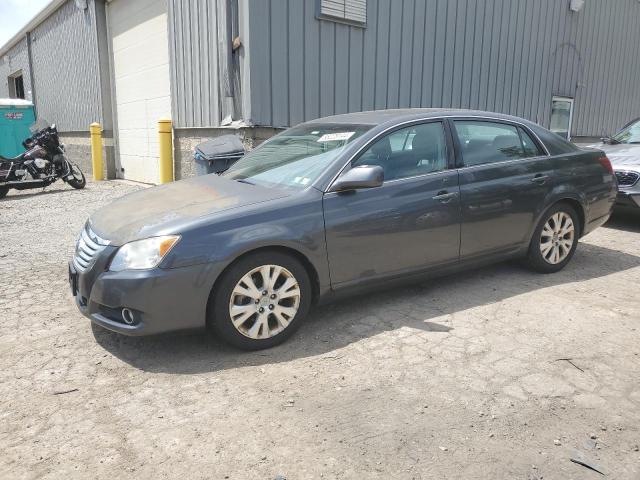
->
0, 186, 8, 199
524, 202, 580, 273
66, 163, 86, 189
208, 251, 312, 350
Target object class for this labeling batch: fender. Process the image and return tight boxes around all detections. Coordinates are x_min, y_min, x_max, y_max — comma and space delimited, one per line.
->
526, 185, 588, 242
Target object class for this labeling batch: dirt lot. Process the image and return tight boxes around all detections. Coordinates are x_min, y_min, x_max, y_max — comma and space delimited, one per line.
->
1, 181, 639, 480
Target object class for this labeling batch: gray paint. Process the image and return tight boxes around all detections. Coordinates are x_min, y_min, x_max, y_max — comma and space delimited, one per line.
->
0, 38, 33, 100
73, 109, 615, 336
168, 0, 244, 128
29, 0, 103, 132
244, 0, 640, 136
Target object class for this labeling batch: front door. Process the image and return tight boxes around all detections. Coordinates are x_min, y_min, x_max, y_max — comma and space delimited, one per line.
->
323, 121, 461, 287
451, 119, 554, 259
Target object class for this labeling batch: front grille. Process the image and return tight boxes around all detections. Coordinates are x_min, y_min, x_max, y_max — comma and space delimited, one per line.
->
73, 224, 110, 272
615, 170, 640, 187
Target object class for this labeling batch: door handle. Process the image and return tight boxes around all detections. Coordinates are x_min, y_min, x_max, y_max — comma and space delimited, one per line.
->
531, 174, 550, 184
432, 191, 459, 203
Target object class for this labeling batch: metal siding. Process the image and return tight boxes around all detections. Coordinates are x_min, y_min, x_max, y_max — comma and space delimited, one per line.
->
29, 0, 101, 132
168, 0, 224, 128
0, 39, 33, 100
242, 0, 640, 137
334, 23, 349, 114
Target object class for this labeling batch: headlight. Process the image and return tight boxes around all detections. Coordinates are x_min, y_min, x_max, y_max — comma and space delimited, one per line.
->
109, 235, 180, 271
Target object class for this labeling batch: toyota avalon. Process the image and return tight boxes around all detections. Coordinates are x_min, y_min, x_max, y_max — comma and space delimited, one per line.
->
69, 109, 616, 350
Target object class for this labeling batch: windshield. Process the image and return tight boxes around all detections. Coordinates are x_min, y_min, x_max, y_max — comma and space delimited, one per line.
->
29, 118, 51, 134
612, 119, 640, 144
223, 123, 372, 189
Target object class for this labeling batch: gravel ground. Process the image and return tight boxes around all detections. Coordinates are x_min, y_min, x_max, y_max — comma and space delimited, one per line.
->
1, 181, 639, 480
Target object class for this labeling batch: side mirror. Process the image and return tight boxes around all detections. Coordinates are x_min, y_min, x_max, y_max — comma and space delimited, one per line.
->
330, 165, 384, 192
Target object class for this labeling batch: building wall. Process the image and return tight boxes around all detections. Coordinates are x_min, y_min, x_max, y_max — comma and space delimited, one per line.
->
0, 38, 33, 101
0, 0, 114, 178
245, 0, 640, 137
168, 0, 245, 128
30, 0, 103, 132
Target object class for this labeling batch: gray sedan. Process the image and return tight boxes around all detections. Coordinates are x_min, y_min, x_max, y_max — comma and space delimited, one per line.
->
69, 109, 616, 350
589, 117, 640, 210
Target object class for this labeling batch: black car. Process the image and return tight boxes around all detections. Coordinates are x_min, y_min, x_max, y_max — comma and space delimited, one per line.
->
70, 109, 616, 350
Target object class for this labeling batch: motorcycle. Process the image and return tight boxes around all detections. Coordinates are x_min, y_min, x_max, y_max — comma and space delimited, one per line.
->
0, 120, 86, 199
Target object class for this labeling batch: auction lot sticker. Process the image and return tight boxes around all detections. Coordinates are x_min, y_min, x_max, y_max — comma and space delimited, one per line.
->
317, 132, 355, 142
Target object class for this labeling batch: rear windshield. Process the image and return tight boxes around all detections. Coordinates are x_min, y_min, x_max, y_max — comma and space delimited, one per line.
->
223, 124, 371, 189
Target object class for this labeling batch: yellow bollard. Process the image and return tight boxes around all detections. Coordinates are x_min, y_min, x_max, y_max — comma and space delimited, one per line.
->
158, 118, 174, 184
90, 122, 104, 181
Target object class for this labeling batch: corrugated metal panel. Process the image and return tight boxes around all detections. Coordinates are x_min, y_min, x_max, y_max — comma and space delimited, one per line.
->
30, 0, 102, 131
0, 39, 33, 100
168, 0, 229, 128
245, 0, 640, 136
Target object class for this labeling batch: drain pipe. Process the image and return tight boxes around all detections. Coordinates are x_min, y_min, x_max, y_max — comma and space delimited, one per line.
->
218, 0, 236, 121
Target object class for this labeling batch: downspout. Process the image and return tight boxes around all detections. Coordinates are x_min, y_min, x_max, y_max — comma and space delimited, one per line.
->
217, 0, 240, 123
26, 32, 37, 115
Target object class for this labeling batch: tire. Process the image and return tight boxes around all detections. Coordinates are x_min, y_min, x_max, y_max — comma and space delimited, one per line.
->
67, 163, 86, 189
208, 251, 312, 350
0, 187, 8, 199
524, 202, 580, 273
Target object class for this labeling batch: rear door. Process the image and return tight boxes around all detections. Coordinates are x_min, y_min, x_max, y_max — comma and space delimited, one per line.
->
323, 120, 461, 287
451, 119, 554, 259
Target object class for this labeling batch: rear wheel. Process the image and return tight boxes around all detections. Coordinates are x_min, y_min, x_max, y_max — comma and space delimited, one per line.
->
67, 163, 86, 189
208, 251, 312, 350
524, 202, 580, 273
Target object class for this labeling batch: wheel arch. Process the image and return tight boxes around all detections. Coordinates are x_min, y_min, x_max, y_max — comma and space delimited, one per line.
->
557, 197, 586, 236
532, 193, 587, 240
205, 245, 321, 325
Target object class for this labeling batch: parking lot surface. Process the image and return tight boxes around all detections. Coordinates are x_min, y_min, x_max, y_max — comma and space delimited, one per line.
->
1, 181, 639, 479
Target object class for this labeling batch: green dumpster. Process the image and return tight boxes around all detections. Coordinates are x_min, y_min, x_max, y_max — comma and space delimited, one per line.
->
0, 99, 36, 158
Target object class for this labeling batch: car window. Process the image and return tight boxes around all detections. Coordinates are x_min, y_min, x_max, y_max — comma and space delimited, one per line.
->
352, 122, 448, 181
454, 121, 542, 167
518, 127, 544, 157
612, 119, 640, 144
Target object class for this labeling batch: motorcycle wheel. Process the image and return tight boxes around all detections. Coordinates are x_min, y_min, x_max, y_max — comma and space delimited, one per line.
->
67, 163, 86, 189
0, 187, 8, 199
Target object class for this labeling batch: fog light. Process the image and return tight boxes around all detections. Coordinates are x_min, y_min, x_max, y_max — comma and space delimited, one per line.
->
121, 308, 137, 325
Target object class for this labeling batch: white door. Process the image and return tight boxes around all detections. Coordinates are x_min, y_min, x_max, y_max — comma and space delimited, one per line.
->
550, 96, 574, 141
108, 0, 171, 184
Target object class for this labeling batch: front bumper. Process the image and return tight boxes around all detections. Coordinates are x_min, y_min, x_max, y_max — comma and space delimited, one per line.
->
69, 256, 224, 336
615, 190, 640, 209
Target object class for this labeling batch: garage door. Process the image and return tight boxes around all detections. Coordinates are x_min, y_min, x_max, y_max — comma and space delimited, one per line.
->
108, 0, 171, 184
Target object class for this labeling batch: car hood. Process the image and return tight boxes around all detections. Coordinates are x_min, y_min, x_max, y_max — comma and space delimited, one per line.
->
589, 143, 640, 170
89, 175, 290, 245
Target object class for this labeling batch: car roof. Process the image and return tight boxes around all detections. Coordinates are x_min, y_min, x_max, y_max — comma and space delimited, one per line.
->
305, 108, 535, 127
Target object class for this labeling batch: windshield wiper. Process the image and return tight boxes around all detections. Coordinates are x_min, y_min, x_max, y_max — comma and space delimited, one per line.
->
235, 178, 255, 185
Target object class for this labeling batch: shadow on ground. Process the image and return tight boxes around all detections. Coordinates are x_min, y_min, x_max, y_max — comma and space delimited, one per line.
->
0, 186, 83, 202
93, 240, 640, 374
604, 208, 640, 233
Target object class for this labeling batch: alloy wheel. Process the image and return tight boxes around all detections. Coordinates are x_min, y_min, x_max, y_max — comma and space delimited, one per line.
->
228, 265, 301, 339
539, 211, 575, 264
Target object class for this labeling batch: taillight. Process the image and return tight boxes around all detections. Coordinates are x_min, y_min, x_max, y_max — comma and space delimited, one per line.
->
598, 156, 613, 174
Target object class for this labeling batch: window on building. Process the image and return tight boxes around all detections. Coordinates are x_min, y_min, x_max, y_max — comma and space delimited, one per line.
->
454, 121, 543, 167
317, 0, 366, 26
550, 96, 574, 141
8, 71, 25, 100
